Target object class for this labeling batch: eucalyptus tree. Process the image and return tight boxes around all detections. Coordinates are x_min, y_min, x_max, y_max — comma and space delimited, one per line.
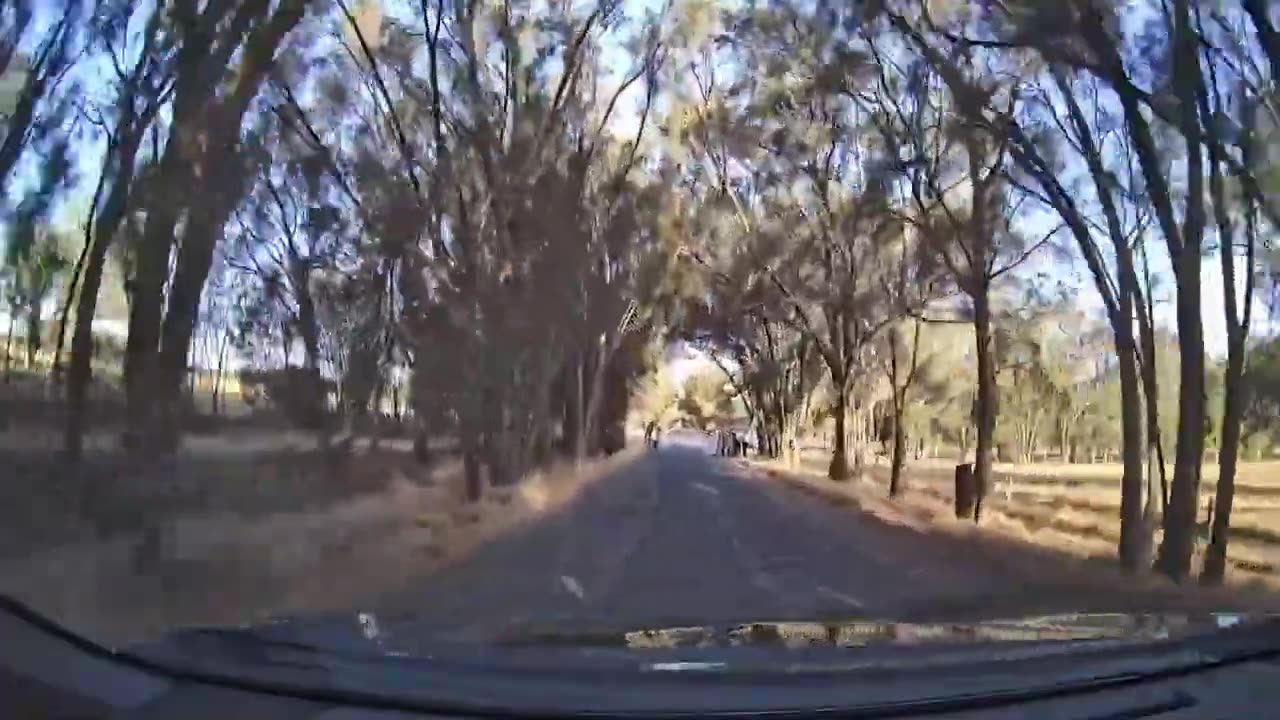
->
874, 0, 1275, 579
861, 27, 1051, 516
0, 0, 85, 196
679, 4, 919, 480
122, 0, 313, 452
288, 0, 690, 493
64, 1, 173, 459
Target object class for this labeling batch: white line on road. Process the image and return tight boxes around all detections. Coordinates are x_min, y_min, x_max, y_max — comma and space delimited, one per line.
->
816, 585, 864, 609
559, 575, 586, 600
648, 662, 728, 672
692, 482, 721, 496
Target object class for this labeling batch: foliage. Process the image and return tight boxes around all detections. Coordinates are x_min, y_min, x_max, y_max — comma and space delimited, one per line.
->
677, 370, 733, 431
632, 371, 680, 428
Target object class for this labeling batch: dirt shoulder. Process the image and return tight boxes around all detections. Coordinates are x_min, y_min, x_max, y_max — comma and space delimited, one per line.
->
740, 458, 1280, 619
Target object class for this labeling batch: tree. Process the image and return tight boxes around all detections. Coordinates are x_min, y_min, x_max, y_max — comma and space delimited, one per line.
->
3, 226, 67, 369
123, 0, 312, 452
0, 0, 85, 197
678, 5, 908, 480
633, 369, 680, 429
64, 1, 172, 458
678, 370, 732, 431
866, 21, 1053, 517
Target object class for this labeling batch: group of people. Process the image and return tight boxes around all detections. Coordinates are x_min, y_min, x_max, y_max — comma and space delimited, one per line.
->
715, 429, 752, 457
640, 422, 756, 456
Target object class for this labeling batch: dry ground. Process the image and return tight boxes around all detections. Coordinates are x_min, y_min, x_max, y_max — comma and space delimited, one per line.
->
0, 425, 639, 647
769, 449, 1280, 590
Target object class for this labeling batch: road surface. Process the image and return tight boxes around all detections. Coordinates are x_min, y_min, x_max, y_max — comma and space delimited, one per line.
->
374, 432, 1189, 641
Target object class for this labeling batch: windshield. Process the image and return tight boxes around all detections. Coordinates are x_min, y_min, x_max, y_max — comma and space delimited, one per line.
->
1, 0, 1278, 660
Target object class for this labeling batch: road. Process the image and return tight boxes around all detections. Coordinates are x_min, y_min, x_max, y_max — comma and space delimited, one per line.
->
374, 431, 1188, 642
376, 427, 1239, 640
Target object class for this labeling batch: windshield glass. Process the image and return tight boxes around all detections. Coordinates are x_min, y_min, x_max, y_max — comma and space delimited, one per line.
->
1, 0, 1278, 658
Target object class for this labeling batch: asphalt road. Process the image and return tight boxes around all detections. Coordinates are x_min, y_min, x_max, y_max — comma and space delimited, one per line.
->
375, 430, 1075, 642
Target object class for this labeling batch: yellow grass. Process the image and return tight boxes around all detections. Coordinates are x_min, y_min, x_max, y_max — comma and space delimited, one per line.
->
906, 457, 1280, 484
776, 453, 1280, 586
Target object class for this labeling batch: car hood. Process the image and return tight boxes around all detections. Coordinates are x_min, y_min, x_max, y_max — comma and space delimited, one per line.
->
121, 612, 1278, 715
132, 610, 1255, 659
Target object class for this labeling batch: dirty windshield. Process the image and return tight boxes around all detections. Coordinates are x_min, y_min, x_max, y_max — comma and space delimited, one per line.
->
2, 0, 1279, 652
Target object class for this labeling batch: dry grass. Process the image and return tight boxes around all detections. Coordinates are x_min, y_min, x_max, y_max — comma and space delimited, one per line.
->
0, 444, 640, 647
774, 451, 1280, 590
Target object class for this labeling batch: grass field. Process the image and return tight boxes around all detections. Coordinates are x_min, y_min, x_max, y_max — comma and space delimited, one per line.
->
788, 447, 1280, 583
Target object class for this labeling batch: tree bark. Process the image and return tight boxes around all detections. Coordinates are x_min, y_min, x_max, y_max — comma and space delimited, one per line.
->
1203, 343, 1242, 584
582, 340, 616, 459
462, 446, 482, 503
1155, 246, 1206, 581
1201, 114, 1256, 585
24, 306, 41, 369
1116, 322, 1148, 571
213, 336, 230, 416
66, 181, 131, 458
3, 310, 14, 378
828, 376, 849, 481
151, 218, 223, 445
51, 201, 96, 384
972, 290, 996, 521
888, 318, 921, 497
889, 391, 907, 497
123, 199, 177, 449
293, 261, 320, 372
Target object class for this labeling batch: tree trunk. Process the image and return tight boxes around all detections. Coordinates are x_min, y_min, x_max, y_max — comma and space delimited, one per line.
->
889, 391, 907, 497
149, 209, 226, 448
66, 218, 121, 457
1116, 321, 1148, 572
1156, 248, 1206, 581
462, 447, 482, 503
4, 310, 14, 378
782, 419, 798, 467
1198, 353, 1239, 584
582, 343, 614, 459
972, 291, 996, 521
292, 258, 320, 371
828, 377, 849, 481
24, 307, 41, 369
211, 339, 228, 416
64, 113, 154, 457
123, 200, 177, 450
51, 216, 93, 384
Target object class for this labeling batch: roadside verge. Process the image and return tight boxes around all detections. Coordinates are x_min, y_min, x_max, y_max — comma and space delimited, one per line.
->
738, 457, 1278, 617
0, 447, 642, 646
